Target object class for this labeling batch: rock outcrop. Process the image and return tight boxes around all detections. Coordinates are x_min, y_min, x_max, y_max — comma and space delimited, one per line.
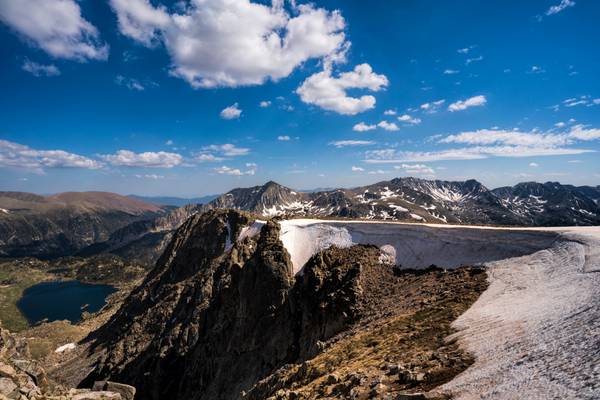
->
0, 321, 134, 400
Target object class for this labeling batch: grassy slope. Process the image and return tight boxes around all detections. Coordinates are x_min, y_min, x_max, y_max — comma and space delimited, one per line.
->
0, 262, 49, 331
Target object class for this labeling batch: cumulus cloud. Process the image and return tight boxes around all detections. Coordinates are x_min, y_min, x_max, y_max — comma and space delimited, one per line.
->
100, 150, 182, 168
296, 63, 388, 115
259, 100, 271, 108
214, 163, 256, 176
529, 162, 539, 167
546, 0, 575, 15
353, 122, 376, 132
277, 135, 291, 141
21, 59, 60, 77
202, 143, 250, 156
383, 109, 396, 115
443, 69, 459, 75
351, 165, 364, 172
377, 121, 399, 131
0, 139, 103, 172
329, 140, 375, 148
448, 95, 487, 112
397, 114, 421, 125
0, 0, 108, 60
220, 103, 242, 119
364, 125, 600, 163
394, 163, 435, 175
196, 153, 224, 162
110, 0, 347, 88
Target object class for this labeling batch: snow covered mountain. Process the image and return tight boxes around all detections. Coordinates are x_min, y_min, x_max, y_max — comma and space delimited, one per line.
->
493, 182, 600, 226
202, 178, 600, 226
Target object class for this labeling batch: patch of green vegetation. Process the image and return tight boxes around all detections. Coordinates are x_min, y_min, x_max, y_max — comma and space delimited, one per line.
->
0, 262, 49, 332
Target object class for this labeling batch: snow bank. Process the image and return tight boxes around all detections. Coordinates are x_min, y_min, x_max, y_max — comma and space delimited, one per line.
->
438, 229, 600, 399
279, 219, 558, 274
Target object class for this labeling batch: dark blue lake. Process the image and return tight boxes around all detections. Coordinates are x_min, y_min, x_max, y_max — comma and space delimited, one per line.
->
17, 280, 116, 325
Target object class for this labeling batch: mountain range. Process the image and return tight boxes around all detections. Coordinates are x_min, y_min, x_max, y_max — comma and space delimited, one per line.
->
0, 191, 167, 259
1, 178, 599, 261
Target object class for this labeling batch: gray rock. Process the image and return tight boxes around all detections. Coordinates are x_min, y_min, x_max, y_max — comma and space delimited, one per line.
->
0, 377, 17, 397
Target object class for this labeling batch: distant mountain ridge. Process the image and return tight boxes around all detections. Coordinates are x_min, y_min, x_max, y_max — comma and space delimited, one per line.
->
0, 191, 167, 258
200, 178, 600, 227
2, 179, 599, 262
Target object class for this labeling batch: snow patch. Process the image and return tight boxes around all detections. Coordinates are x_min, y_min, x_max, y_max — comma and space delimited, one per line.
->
55, 343, 76, 353
410, 213, 425, 221
0, 208, 9, 214
237, 220, 266, 242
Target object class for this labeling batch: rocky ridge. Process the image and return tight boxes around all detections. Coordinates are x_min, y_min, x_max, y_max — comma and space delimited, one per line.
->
200, 178, 600, 226
74, 209, 488, 400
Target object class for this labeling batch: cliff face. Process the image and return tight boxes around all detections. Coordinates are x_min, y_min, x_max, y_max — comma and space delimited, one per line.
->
81, 209, 487, 400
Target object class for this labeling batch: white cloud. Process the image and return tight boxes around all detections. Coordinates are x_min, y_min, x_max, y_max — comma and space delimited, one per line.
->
259, 100, 271, 108
546, 0, 575, 15
377, 121, 399, 131
562, 96, 597, 108
398, 114, 421, 125
220, 103, 242, 119
135, 174, 164, 179
364, 146, 592, 163
296, 63, 388, 115
448, 95, 487, 112
394, 163, 435, 175
214, 164, 256, 176
529, 65, 545, 74
529, 162, 539, 167
368, 169, 386, 175
465, 55, 483, 65
351, 166, 364, 172
196, 153, 224, 162
165, 139, 174, 145
420, 99, 445, 114
353, 122, 376, 132
443, 69, 459, 75
109, 0, 170, 46
277, 135, 291, 141
457, 47, 472, 54
202, 143, 250, 156
383, 109, 396, 115
0, 139, 103, 171
110, 0, 347, 88
365, 125, 600, 163
115, 75, 145, 91
329, 140, 375, 148
0, 0, 108, 60
568, 124, 600, 141
100, 150, 182, 168
555, 122, 566, 128
21, 59, 60, 77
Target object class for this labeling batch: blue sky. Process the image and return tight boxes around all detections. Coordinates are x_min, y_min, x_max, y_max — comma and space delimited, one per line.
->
0, 0, 599, 197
